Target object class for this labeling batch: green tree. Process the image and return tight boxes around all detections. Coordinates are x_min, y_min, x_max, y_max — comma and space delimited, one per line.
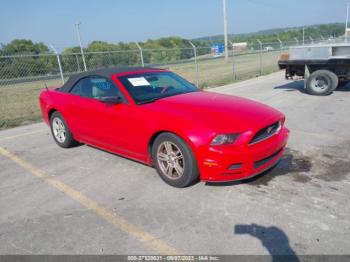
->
1, 39, 49, 55
0, 39, 56, 79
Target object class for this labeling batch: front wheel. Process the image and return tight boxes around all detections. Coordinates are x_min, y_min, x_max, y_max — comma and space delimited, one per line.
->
152, 133, 199, 188
50, 111, 77, 148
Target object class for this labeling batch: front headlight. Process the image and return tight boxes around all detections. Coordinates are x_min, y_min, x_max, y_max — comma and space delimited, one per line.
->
211, 133, 240, 146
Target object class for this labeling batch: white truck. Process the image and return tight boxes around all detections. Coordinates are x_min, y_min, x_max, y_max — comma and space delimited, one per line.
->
278, 43, 350, 95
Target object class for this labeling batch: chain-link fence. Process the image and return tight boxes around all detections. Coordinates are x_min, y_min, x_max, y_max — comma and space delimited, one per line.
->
0, 38, 339, 87
0, 38, 340, 128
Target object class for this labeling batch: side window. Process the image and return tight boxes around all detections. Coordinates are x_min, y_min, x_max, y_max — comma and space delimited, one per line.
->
69, 77, 122, 100
70, 78, 93, 98
90, 77, 121, 99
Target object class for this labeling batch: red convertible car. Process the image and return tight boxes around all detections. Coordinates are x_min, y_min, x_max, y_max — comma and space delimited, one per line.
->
39, 67, 289, 187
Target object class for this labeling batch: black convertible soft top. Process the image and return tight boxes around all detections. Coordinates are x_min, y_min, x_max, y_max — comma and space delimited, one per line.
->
59, 66, 163, 93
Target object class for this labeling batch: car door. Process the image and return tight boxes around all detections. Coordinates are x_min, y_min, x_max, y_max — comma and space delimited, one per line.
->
65, 77, 99, 141
67, 76, 143, 158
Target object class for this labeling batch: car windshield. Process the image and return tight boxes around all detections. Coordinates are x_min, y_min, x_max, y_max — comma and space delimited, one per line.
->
118, 71, 198, 104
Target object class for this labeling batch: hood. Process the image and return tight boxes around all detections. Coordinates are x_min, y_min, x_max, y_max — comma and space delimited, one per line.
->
144, 91, 284, 133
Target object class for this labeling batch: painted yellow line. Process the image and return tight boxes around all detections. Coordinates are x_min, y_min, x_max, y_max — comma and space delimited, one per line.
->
0, 146, 180, 255
0, 129, 47, 141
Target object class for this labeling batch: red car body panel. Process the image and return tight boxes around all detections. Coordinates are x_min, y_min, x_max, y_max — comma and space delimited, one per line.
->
39, 69, 289, 182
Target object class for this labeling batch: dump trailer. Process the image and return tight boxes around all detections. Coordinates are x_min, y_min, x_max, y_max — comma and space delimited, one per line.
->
278, 43, 350, 95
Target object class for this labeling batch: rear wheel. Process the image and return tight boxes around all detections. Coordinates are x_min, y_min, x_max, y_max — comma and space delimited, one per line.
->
50, 111, 77, 148
305, 70, 338, 96
152, 133, 199, 188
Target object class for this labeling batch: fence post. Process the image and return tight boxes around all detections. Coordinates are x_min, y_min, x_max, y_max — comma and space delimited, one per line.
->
257, 39, 263, 76
229, 40, 236, 80
309, 36, 314, 44
75, 22, 87, 71
75, 54, 81, 72
189, 41, 199, 88
135, 43, 144, 67
294, 37, 299, 46
50, 45, 65, 84
277, 38, 283, 50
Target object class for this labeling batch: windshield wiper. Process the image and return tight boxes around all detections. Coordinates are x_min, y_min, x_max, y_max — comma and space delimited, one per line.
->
137, 97, 161, 105
137, 90, 197, 105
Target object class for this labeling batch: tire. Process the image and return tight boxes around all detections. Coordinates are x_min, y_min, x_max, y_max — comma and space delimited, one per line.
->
50, 111, 77, 148
305, 70, 338, 96
152, 133, 199, 188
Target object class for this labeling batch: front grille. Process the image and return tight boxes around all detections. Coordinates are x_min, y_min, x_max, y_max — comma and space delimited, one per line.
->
254, 148, 283, 169
250, 121, 281, 145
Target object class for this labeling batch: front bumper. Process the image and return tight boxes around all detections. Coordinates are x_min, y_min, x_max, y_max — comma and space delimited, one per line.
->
198, 127, 289, 182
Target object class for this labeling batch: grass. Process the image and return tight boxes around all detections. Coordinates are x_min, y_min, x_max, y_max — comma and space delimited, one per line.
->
168, 50, 281, 88
0, 79, 62, 129
0, 50, 281, 130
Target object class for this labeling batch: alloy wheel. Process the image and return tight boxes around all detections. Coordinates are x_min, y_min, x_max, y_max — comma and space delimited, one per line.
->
52, 117, 66, 143
157, 141, 185, 180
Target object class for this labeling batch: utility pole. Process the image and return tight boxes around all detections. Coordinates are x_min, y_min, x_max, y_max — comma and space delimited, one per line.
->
302, 27, 305, 46
75, 22, 87, 71
223, 0, 229, 63
345, 2, 350, 42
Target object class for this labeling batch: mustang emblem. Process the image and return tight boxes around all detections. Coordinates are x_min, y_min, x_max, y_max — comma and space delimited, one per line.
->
266, 126, 274, 134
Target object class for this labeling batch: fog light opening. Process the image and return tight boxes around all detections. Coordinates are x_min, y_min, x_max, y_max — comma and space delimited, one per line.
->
228, 163, 243, 170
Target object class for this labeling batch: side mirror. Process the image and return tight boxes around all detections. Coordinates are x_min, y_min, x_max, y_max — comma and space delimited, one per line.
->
99, 96, 122, 104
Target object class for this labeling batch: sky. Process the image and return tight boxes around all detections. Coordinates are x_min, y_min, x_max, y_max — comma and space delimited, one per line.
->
0, 0, 348, 50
